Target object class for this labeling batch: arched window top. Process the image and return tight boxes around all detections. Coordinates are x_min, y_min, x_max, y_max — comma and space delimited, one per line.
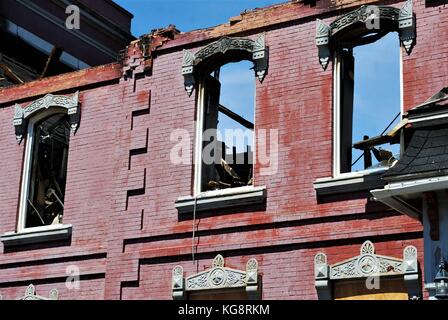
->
316, 0, 415, 70
13, 92, 81, 144
182, 33, 269, 96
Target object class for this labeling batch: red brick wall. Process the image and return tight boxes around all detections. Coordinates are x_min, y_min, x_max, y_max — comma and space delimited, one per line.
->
0, 0, 444, 300
402, 0, 448, 110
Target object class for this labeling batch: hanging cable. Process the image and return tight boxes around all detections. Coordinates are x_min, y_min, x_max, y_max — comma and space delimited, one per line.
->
380, 112, 401, 136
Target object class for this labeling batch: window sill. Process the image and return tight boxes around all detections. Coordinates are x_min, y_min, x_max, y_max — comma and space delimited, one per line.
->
0, 224, 72, 247
313, 168, 387, 197
175, 186, 267, 214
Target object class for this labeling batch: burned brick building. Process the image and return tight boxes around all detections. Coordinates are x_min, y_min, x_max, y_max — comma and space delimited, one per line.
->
0, 0, 447, 300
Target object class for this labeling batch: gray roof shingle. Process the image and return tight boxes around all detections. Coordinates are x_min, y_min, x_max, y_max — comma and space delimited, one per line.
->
383, 126, 448, 181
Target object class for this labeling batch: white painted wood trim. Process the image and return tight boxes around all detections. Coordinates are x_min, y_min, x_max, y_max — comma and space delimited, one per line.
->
17, 108, 67, 232
332, 53, 341, 177
194, 81, 205, 196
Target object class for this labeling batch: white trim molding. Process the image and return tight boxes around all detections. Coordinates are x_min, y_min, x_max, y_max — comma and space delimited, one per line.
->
172, 254, 260, 300
1, 224, 72, 247
371, 175, 448, 220
175, 186, 266, 214
314, 240, 421, 300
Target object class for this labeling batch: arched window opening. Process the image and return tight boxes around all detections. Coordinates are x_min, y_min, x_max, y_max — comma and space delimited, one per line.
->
181, 35, 268, 196
25, 112, 71, 228
315, 1, 415, 177
338, 32, 402, 173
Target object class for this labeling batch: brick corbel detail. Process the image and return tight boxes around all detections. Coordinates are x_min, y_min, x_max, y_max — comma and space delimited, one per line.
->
104, 75, 152, 299
121, 25, 180, 79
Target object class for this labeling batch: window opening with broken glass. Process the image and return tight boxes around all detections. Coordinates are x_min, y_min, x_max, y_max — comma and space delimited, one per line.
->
25, 113, 70, 228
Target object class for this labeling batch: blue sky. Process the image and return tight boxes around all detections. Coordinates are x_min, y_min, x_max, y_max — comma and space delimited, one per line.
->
218, 61, 255, 152
114, 0, 402, 171
114, 0, 284, 35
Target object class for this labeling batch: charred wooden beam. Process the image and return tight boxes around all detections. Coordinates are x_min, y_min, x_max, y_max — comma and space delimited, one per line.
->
0, 62, 24, 84
218, 104, 254, 130
40, 46, 63, 79
363, 135, 372, 169
353, 118, 408, 150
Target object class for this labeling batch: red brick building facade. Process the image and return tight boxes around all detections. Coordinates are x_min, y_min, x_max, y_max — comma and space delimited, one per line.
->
0, 0, 447, 300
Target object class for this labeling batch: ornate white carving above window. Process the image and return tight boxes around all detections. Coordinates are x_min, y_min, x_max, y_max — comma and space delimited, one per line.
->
18, 284, 58, 300
316, 0, 416, 70
182, 34, 269, 96
13, 92, 81, 144
172, 254, 260, 299
314, 240, 421, 300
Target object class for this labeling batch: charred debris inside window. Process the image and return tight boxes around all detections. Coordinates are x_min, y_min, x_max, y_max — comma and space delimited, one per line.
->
337, 32, 403, 174
201, 61, 255, 192
26, 113, 70, 228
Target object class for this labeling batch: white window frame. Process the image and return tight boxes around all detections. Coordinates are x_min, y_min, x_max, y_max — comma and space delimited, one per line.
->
17, 108, 68, 232
193, 76, 257, 197
332, 41, 404, 178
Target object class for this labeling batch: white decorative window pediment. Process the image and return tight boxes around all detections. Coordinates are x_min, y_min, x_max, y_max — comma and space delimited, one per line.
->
172, 254, 260, 299
0, 284, 59, 300
314, 241, 420, 300
13, 92, 81, 144
20, 284, 59, 300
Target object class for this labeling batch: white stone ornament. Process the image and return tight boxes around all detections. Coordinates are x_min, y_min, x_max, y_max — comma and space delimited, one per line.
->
246, 258, 258, 284
314, 253, 328, 279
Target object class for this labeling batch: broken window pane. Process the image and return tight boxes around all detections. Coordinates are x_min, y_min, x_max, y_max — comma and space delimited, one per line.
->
339, 32, 401, 173
201, 61, 255, 191
26, 113, 70, 228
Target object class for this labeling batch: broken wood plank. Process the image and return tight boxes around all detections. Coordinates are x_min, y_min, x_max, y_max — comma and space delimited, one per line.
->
353, 118, 408, 150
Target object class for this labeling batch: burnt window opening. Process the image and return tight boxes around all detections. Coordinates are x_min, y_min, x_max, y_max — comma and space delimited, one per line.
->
25, 113, 70, 228
337, 32, 402, 174
199, 61, 255, 192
